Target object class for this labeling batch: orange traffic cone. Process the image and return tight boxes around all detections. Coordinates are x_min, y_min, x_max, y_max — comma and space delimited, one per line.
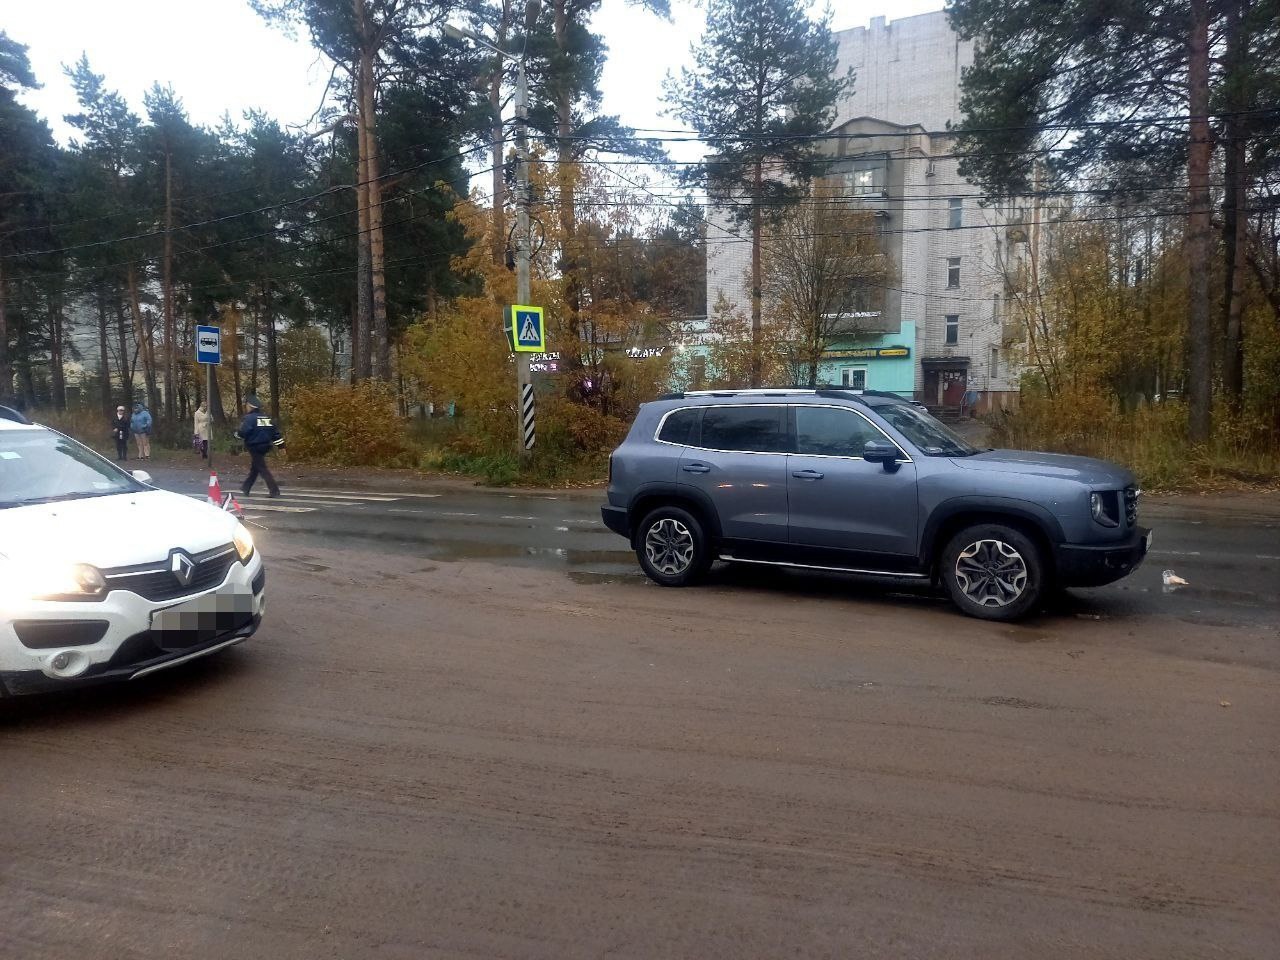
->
225, 494, 243, 516
207, 472, 223, 506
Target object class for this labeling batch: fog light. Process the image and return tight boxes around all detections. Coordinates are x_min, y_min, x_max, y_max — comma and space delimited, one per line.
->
45, 649, 89, 679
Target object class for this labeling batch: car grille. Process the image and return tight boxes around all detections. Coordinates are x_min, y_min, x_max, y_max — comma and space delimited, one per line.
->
103, 544, 238, 602
1124, 486, 1139, 527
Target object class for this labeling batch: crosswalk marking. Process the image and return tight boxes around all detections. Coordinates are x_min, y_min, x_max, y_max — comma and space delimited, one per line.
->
284, 487, 439, 500
260, 490, 403, 502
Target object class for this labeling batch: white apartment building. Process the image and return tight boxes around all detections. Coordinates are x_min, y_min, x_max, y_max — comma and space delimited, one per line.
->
704, 10, 1021, 411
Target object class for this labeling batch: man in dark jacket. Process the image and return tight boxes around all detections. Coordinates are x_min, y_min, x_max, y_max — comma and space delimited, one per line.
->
236, 395, 282, 497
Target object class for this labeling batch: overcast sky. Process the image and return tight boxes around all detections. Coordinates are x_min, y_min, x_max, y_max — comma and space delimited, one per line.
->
10, 0, 943, 152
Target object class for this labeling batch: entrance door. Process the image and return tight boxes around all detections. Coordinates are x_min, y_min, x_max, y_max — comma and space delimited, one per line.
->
941, 369, 967, 406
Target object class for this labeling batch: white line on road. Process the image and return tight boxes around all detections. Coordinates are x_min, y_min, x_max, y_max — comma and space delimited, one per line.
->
249, 490, 403, 502
1151, 549, 1202, 557
238, 504, 316, 514
272, 483, 437, 499
501, 515, 538, 521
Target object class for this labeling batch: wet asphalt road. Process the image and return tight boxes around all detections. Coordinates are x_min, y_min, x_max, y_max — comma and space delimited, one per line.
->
1, 465, 1277, 958
149, 464, 1280, 631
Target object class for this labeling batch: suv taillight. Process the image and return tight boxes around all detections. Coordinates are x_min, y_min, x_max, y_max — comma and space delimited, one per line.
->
608, 454, 614, 484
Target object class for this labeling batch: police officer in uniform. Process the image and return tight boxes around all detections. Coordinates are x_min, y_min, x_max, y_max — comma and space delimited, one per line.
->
237, 395, 283, 497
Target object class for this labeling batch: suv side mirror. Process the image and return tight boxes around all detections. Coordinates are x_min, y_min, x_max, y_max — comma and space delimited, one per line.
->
863, 440, 903, 471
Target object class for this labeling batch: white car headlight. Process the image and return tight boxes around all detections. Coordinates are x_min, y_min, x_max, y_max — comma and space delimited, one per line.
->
233, 522, 255, 563
0, 555, 106, 603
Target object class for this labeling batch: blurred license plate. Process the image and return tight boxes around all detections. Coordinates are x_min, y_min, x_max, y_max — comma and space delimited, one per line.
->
151, 587, 254, 634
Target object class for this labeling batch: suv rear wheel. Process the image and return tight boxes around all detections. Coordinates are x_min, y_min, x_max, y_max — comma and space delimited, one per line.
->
635, 505, 712, 587
941, 523, 1045, 621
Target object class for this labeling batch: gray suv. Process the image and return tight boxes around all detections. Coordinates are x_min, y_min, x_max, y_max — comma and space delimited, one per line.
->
601, 389, 1149, 621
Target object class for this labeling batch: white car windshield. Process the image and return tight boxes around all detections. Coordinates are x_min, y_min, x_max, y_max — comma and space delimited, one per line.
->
0, 430, 145, 508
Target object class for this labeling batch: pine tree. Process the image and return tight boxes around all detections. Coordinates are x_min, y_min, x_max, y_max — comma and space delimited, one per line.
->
945, 0, 1280, 443
664, 0, 849, 386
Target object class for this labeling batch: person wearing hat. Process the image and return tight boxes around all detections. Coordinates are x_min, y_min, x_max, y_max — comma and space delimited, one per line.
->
110, 405, 130, 461
236, 394, 283, 497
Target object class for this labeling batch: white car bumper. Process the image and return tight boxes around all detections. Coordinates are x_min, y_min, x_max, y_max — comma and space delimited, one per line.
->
0, 550, 265, 696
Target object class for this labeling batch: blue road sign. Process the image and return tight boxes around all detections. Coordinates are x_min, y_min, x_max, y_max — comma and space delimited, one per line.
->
511, 305, 545, 353
196, 325, 221, 365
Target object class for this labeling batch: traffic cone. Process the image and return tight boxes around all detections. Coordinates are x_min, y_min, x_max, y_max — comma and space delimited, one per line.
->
224, 493, 243, 516
207, 471, 223, 506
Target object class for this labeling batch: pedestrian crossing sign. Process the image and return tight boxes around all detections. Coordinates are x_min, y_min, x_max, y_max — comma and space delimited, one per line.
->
508, 304, 546, 353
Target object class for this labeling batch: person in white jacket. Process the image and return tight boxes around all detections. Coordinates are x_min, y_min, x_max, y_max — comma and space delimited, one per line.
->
193, 402, 212, 459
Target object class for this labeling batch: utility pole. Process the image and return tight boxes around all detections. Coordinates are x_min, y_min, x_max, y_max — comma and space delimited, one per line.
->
513, 55, 534, 460
444, 10, 540, 460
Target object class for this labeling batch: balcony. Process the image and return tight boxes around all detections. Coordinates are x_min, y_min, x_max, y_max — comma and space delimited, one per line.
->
822, 311, 895, 336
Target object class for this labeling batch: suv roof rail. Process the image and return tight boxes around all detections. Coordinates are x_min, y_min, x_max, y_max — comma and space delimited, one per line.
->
859, 389, 912, 402
680, 388, 819, 397
0, 405, 32, 424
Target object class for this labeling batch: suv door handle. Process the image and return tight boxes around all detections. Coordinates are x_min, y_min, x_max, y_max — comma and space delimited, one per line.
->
682, 462, 711, 474
791, 469, 824, 480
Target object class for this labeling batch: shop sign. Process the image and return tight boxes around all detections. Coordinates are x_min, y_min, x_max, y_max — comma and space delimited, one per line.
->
824, 345, 911, 360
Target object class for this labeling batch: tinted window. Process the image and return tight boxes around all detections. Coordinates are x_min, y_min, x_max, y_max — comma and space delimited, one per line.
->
700, 406, 788, 453
874, 401, 978, 457
658, 407, 700, 445
795, 407, 884, 457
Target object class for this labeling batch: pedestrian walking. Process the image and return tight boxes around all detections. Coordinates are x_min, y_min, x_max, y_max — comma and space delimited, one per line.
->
236, 395, 283, 498
131, 402, 153, 460
193, 402, 211, 460
111, 405, 130, 461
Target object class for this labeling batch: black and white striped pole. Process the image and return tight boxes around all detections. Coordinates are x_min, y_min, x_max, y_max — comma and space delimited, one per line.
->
520, 382, 536, 450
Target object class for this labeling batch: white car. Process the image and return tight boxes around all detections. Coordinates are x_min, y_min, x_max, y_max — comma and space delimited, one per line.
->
0, 409, 265, 696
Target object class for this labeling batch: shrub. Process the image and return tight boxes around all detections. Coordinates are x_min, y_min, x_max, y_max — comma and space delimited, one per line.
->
284, 381, 415, 467
989, 388, 1280, 491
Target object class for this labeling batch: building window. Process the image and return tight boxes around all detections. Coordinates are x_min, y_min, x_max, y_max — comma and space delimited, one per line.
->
947, 257, 961, 288
840, 367, 866, 390
833, 158, 887, 197
945, 315, 959, 345
948, 197, 962, 229
990, 347, 1000, 379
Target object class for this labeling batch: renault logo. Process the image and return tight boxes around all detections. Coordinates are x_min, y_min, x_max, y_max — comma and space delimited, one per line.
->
170, 551, 196, 586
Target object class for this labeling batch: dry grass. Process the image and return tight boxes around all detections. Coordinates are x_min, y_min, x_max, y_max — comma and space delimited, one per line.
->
988, 393, 1280, 491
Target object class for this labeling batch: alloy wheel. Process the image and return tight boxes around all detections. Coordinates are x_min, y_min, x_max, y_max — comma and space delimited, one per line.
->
954, 538, 1029, 608
644, 518, 696, 576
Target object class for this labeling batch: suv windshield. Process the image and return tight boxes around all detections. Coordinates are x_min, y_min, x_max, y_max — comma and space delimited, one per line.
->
872, 401, 980, 457
0, 430, 144, 508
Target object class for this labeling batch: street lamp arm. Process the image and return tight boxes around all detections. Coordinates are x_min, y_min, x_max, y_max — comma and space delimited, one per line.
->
442, 22, 517, 61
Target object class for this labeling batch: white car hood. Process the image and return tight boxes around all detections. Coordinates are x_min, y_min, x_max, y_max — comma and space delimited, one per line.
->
0, 489, 238, 569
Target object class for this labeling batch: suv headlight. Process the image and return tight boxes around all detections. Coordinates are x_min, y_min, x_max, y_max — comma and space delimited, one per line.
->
0, 556, 106, 603
1090, 491, 1120, 527
233, 522, 255, 563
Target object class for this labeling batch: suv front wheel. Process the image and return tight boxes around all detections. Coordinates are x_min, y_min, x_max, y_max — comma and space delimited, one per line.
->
635, 505, 712, 587
941, 523, 1045, 621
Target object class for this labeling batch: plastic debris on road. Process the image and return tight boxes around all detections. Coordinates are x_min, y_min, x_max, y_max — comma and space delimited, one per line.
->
1162, 569, 1190, 593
